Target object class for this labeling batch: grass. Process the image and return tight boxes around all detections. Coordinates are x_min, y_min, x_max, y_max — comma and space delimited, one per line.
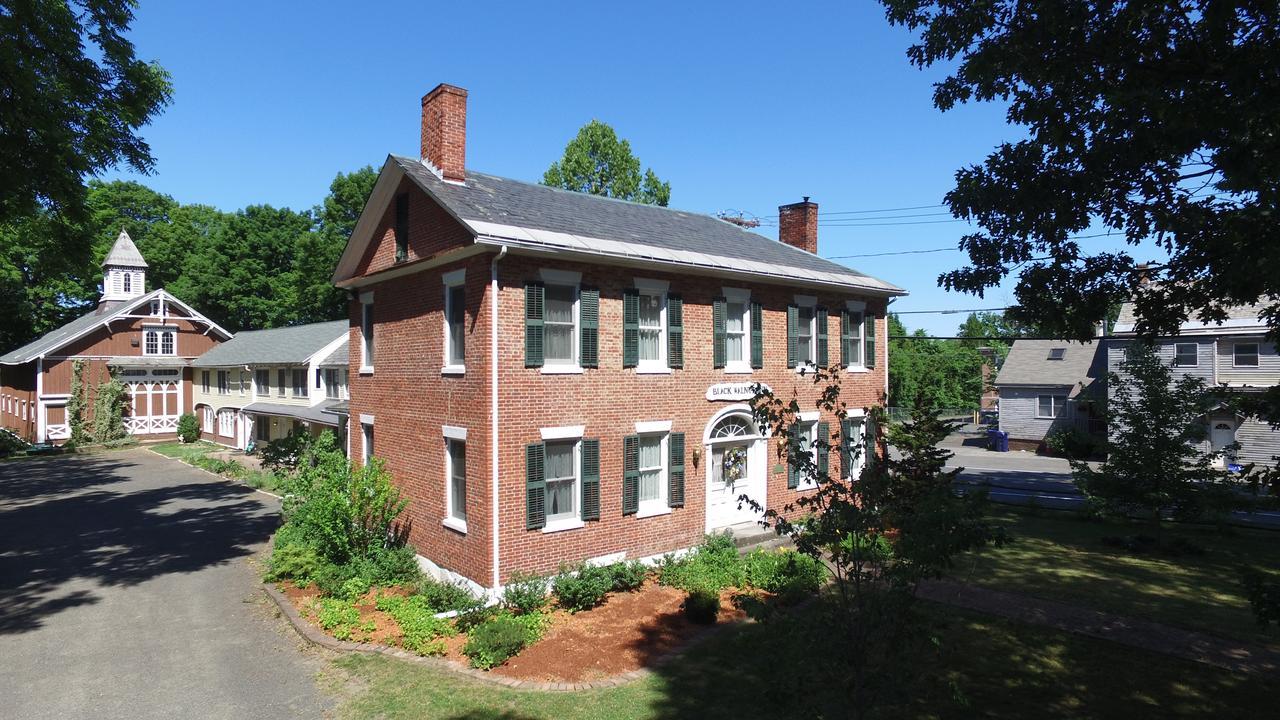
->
151, 440, 284, 492
330, 601, 1277, 720
954, 506, 1280, 647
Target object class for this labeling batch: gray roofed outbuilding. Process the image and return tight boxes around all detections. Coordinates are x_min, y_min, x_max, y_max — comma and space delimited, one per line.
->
375, 156, 905, 295
193, 320, 348, 367
995, 339, 1106, 394
242, 400, 345, 426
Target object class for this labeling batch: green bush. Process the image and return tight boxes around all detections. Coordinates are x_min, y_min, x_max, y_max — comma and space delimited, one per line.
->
502, 571, 550, 614
176, 413, 200, 443
347, 544, 421, 588
259, 427, 314, 473
463, 614, 531, 669
743, 549, 826, 604
552, 563, 613, 612
683, 584, 720, 624
1046, 426, 1105, 460
375, 593, 456, 655
658, 532, 745, 592
607, 560, 649, 592
336, 576, 371, 601
416, 577, 480, 613
314, 597, 361, 640
265, 542, 322, 583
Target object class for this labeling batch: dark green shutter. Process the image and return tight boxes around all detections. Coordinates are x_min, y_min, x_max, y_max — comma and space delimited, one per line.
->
816, 307, 829, 367
864, 414, 877, 469
667, 294, 683, 369
622, 289, 639, 368
712, 297, 727, 368
668, 432, 685, 507
524, 283, 544, 368
750, 301, 764, 368
525, 442, 546, 529
840, 418, 853, 476
787, 424, 799, 489
581, 438, 600, 520
816, 421, 829, 480
786, 305, 799, 368
580, 288, 599, 368
864, 313, 876, 369
840, 311, 853, 366
622, 435, 639, 515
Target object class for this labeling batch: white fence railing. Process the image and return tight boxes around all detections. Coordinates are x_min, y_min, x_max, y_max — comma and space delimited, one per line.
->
123, 415, 179, 435
46, 424, 70, 440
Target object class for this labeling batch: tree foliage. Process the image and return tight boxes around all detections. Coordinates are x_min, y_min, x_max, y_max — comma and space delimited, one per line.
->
888, 314, 985, 409
1073, 344, 1240, 530
748, 373, 1004, 718
880, 1, 1280, 343
542, 120, 671, 206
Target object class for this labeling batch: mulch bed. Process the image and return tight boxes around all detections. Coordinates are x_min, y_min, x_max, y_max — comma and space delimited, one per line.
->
279, 579, 755, 682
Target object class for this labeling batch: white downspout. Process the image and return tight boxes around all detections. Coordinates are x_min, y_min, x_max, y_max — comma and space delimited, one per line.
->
35, 357, 44, 443
490, 245, 508, 595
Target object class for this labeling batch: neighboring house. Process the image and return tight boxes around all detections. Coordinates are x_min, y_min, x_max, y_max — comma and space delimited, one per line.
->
191, 320, 348, 451
0, 231, 231, 443
995, 339, 1106, 449
1109, 299, 1279, 467
331, 83, 907, 594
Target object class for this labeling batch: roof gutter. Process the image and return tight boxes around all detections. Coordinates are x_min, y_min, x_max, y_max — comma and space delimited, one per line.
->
490, 244, 508, 595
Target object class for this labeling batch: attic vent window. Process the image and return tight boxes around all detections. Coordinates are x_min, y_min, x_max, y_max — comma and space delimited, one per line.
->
1047, 348, 1066, 360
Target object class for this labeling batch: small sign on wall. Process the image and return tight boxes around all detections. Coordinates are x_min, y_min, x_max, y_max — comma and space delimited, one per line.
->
705, 382, 772, 402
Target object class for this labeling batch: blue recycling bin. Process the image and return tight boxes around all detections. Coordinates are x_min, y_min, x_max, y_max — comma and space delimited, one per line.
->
987, 429, 1009, 452
998, 431, 1009, 452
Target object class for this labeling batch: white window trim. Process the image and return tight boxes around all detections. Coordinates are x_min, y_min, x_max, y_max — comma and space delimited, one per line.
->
635, 279, 669, 374
722, 287, 753, 374
794, 295, 818, 373
444, 435, 467, 534
1035, 395, 1069, 419
1233, 342, 1260, 368
1174, 342, 1199, 368
635, 431, 671, 518
844, 299, 868, 372
361, 421, 374, 465
359, 292, 375, 374
842, 408, 867, 479
542, 437, 584, 533
540, 279, 583, 374
442, 269, 466, 375
796, 411, 820, 490
141, 324, 177, 357
202, 407, 214, 434
635, 419, 673, 434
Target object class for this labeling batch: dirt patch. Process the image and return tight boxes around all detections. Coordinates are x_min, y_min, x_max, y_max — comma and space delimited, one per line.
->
493, 581, 748, 683
280, 582, 411, 646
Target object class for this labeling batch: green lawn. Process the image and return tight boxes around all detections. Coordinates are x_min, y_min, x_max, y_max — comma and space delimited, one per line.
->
150, 440, 221, 462
953, 506, 1280, 647
331, 603, 1277, 720
151, 440, 283, 492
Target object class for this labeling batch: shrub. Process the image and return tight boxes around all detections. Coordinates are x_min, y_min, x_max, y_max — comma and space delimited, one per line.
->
502, 571, 550, 614
265, 542, 322, 583
416, 577, 480, 613
259, 427, 314, 473
658, 533, 745, 592
742, 549, 826, 604
375, 594, 456, 655
683, 584, 720, 624
463, 614, 531, 669
336, 576, 371, 601
348, 544, 422, 587
176, 413, 200, 443
314, 598, 361, 640
607, 560, 648, 592
552, 563, 613, 612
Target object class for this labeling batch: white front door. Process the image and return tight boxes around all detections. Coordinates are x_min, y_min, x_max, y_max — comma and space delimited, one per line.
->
704, 410, 767, 530
1210, 418, 1237, 467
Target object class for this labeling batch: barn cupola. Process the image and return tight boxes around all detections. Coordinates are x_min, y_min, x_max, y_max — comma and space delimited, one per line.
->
100, 229, 148, 303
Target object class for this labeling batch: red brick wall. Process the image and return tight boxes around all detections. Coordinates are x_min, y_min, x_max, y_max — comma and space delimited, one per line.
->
354, 176, 473, 277
348, 247, 888, 587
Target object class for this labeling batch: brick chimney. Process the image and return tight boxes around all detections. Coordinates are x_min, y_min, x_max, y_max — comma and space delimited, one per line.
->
778, 197, 818, 254
421, 83, 468, 182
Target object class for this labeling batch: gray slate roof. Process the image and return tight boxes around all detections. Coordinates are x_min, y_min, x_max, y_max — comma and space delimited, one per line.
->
317, 338, 349, 367
391, 156, 904, 294
102, 229, 148, 268
242, 400, 344, 427
994, 339, 1106, 390
0, 293, 155, 365
1115, 298, 1270, 329
194, 320, 347, 367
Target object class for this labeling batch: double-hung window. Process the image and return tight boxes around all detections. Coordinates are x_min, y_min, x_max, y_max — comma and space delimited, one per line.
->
443, 269, 466, 373
239, 372, 248, 396
292, 369, 308, 398
324, 368, 344, 399
256, 417, 271, 442
361, 417, 374, 465
1174, 343, 1198, 367
544, 284, 577, 367
1234, 342, 1260, 368
201, 371, 210, 393
637, 290, 665, 369
444, 428, 467, 532
218, 409, 234, 437
796, 306, 815, 365
277, 369, 287, 397
360, 292, 374, 373
788, 294, 828, 370
544, 440, 578, 524
255, 369, 270, 396
637, 433, 668, 513
718, 288, 754, 373
143, 326, 176, 356
202, 407, 214, 433
217, 370, 230, 395
843, 301, 865, 369
1036, 395, 1069, 418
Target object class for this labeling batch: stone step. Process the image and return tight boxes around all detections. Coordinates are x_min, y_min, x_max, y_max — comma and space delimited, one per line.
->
721, 521, 796, 553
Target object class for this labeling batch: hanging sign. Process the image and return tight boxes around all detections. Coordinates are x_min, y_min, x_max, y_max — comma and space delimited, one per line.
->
705, 382, 771, 402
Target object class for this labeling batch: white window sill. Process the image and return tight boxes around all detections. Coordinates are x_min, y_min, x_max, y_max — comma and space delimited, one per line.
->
636, 505, 672, 519
795, 483, 818, 492
724, 362, 753, 375
441, 365, 466, 376
542, 517, 585, 534
541, 364, 584, 375
358, 366, 374, 376
795, 363, 818, 375
636, 365, 671, 375
443, 517, 467, 534
844, 365, 869, 373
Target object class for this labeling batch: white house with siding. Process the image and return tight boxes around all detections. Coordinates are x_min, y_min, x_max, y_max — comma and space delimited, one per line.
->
994, 339, 1106, 449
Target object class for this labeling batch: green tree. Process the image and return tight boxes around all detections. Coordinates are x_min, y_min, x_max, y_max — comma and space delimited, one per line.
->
542, 120, 671, 206
1073, 344, 1239, 535
888, 314, 985, 409
296, 166, 378, 323
879, 1, 1280, 344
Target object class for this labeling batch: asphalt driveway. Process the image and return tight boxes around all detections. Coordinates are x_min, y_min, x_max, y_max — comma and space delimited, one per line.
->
0, 448, 332, 719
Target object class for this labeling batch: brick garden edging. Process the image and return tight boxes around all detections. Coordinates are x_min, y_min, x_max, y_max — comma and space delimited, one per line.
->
262, 582, 735, 692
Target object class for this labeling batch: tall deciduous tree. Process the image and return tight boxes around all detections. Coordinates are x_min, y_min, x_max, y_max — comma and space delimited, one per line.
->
296, 166, 377, 324
879, 2, 1280, 342
543, 120, 671, 206
888, 314, 985, 409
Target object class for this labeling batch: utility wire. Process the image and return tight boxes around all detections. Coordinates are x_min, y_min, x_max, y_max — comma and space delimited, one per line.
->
891, 307, 1012, 315
824, 230, 1122, 260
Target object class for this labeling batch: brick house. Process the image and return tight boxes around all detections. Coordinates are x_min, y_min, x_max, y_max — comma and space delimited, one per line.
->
0, 231, 231, 443
331, 83, 907, 593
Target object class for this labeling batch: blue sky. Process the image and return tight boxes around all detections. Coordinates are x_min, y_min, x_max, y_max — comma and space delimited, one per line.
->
103, 1, 1161, 335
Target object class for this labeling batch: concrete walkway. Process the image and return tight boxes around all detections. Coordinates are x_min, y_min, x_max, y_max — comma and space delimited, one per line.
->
919, 579, 1280, 675
0, 448, 331, 719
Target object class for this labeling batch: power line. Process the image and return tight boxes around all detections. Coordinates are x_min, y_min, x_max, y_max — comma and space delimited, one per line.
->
891, 307, 1012, 315
891, 335, 1104, 341
824, 230, 1122, 260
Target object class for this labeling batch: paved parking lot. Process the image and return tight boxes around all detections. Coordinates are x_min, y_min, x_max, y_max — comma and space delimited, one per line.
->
0, 448, 332, 719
